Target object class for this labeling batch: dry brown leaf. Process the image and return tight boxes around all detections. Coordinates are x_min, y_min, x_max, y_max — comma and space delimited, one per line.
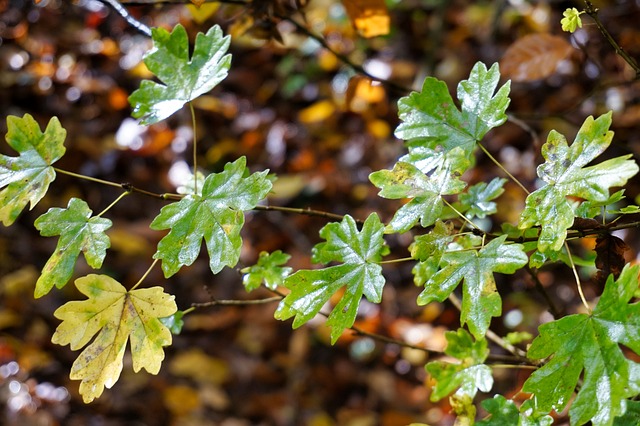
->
341, 0, 390, 38
500, 33, 574, 82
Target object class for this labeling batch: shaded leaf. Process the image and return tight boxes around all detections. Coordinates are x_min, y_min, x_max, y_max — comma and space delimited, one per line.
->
419, 235, 527, 339
275, 213, 389, 344
150, 157, 272, 277
477, 395, 553, 426
519, 112, 638, 252
33, 198, 112, 298
523, 264, 640, 426
0, 114, 66, 225
426, 328, 492, 401
241, 250, 292, 291
129, 24, 231, 124
459, 177, 507, 219
594, 234, 629, 286
52, 274, 177, 403
501, 33, 574, 82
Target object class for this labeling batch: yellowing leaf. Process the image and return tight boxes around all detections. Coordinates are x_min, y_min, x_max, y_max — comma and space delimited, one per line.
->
341, 0, 390, 38
298, 100, 336, 124
500, 33, 574, 82
52, 274, 177, 403
187, 3, 220, 24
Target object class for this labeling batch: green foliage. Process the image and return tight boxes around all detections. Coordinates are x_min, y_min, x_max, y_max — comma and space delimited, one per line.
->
418, 235, 527, 339
523, 264, 640, 426
369, 148, 469, 232
241, 250, 292, 291
0, 114, 66, 226
33, 198, 111, 298
150, 156, 272, 277
477, 395, 553, 426
275, 213, 389, 344
52, 274, 177, 403
562, 8, 584, 33
518, 112, 638, 253
129, 24, 231, 124
458, 177, 506, 219
426, 328, 492, 401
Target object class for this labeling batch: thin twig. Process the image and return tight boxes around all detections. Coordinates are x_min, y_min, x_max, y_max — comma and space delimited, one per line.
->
191, 296, 282, 308
583, 1, 640, 78
95, 0, 152, 37
525, 265, 560, 318
564, 241, 591, 313
253, 205, 358, 224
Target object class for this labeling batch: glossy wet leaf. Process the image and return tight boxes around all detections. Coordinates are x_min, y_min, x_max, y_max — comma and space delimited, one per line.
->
477, 395, 553, 426
52, 274, 177, 403
0, 114, 66, 225
458, 177, 506, 219
275, 213, 389, 344
369, 148, 469, 233
418, 235, 527, 339
523, 264, 640, 426
151, 157, 272, 277
410, 220, 454, 286
241, 250, 292, 291
33, 198, 112, 298
519, 113, 638, 252
395, 62, 510, 161
129, 24, 231, 124
426, 328, 492, 401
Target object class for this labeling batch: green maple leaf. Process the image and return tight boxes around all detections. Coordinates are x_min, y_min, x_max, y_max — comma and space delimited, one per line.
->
0, 114, 66, 225
519, 112, 638, 252
410, 220, 454, 287
275, 213, 389, 344
419, 235, 527, 338
241, 250, 292, 291
150, 157, 272, 277
523, 264, 640, 426
477, 395, 553, 426
562, 8, 584, 33
426, 328, 492, 401
369, 147, 469, 233
459, 177, 506, 219
129, 24, 231, 124
33, 198, 112, 298
395, 62, 510, 160
52, 274, 177, 403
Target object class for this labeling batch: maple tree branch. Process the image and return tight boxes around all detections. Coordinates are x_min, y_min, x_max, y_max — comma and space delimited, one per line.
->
191, 296, 282, 307
253, 205, 362, 225
583, 1, 640, 79
525, 265, 561, 318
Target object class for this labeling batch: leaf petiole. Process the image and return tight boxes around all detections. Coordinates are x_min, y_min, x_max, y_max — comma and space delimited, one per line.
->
189, 102, 198, 195
564, 242, 591, 313
477, 142, 530, 195
54, 167, 123, 188
96, 191, 130, 217
130, 258, 159, 291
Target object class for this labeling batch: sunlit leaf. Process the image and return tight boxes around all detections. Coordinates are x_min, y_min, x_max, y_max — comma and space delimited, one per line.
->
150, 157, 272, 277
341, 0, 390, 38
275, 213, 389, 344
369, 148, 469, 233
52, 274, 177, 403
518, 112, 638, 252
33, 198, 112, 298
395, 62, 510, 163
418, 235, 527, 339
426, 328, 492, 401
241, 250, 292, 291
0, 114, 66, 225
129, 24, 231, 124
561, 8, 584, 33
523, 264, 640, 426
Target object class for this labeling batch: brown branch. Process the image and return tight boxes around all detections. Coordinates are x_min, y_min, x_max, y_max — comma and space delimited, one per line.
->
253, 205, 361, 224
583, 0, 640, 79
191, 296, 282, 307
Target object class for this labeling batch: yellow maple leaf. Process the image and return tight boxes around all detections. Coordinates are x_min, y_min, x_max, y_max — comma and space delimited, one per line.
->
341, 0, 390, 38
52, 274, 177, 403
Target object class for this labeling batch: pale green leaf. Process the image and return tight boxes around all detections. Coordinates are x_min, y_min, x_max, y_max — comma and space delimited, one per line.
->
33, 198, 111, 298
561, 8, 584, 33
0, 114, 66, 225
523, 264, 640, 426
241, 250, 292, 291
52, 274, 177, 403
459, 177, 506, 219
129, 24, 232, 124
275, 213, 388, 344
426, 328, 492, 401
150, 157, 272, 277
519, 113, 638, 252
419, 235, 527, 338
369, 148, 469, 233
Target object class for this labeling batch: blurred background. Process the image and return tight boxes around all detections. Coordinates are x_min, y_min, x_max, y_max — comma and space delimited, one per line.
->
1, 0, 640, 424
